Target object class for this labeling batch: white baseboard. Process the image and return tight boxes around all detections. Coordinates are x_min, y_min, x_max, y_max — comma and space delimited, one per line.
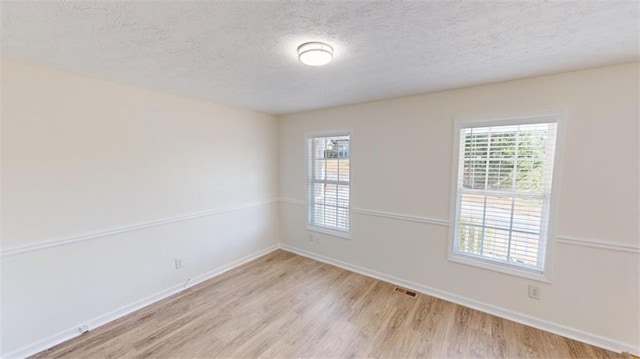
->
280, 244, 639, 356
3, 244, 279, 359
6, 243, 637, 358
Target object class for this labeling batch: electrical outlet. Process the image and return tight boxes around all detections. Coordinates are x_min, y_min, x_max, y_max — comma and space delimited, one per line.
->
175, 258, 184, 270
528, 285, 541, 300
308, 232, 321, 243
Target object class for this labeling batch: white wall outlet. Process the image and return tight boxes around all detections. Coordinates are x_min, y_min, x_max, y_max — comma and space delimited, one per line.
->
528, 284, 541, 300
175, 258, 184, 270
79, 325, 89, 334
307, 232, 321, 243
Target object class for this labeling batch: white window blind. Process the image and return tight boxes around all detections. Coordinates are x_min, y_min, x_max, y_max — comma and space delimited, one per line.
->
307, 134, 350, 232
452, 120, 558, 273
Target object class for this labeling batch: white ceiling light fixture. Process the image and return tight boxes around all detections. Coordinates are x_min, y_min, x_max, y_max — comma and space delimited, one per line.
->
297, 42, 333, 66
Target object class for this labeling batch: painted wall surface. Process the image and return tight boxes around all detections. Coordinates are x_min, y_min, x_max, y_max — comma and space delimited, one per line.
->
279, 63, 640, 352
0, 60, 279, 356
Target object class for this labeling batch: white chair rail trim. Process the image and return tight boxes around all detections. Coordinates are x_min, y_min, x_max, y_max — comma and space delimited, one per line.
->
0, 199, 279, 258
279, 198, 639, 254
3, 198, 637, 258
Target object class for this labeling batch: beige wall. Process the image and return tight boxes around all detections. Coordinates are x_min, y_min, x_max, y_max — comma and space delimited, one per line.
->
1, 58, 638, 356
0, 60, 279, 356
279, 63, 640, 353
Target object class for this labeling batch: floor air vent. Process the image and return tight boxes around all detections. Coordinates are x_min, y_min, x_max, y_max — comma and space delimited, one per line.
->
393, 287, 417, 298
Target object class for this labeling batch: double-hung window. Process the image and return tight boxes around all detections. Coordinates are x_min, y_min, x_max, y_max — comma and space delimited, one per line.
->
451, 115, 562, 278
307, 133, 351, 234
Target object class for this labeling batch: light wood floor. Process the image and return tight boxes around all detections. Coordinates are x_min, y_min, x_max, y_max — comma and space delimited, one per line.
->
34, 250, 625, 358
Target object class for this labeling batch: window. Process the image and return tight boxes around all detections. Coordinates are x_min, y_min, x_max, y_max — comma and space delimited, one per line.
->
451, 116, 561, 277
307, 133, 350, 234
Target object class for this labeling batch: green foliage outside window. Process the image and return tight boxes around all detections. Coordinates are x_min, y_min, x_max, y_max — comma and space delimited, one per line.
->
463, 129, 548, 193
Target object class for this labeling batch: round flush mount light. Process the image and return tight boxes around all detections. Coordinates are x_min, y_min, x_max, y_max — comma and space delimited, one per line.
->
297, 42, 333, 66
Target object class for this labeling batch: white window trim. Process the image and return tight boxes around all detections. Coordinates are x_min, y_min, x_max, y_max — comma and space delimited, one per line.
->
447, 112, 567, 283
305, 130, 353, 239
305, 223, 352, 240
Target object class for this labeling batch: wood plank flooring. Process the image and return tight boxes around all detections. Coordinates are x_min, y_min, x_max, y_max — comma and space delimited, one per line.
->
33, 250, 625, 358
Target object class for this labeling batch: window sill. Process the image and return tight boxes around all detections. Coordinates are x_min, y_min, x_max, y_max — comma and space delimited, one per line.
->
448, 253, 551, 283
306, 225, 352, 240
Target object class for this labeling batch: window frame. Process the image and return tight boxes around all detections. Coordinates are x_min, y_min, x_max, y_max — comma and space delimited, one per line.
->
305, 130, 352, 239
447, 113, 566, 282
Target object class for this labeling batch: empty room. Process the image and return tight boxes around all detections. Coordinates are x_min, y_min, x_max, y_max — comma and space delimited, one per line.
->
1, 1, 639, 358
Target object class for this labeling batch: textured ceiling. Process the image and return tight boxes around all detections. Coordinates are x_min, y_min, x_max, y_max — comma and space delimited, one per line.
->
2, 1, 639, 114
